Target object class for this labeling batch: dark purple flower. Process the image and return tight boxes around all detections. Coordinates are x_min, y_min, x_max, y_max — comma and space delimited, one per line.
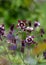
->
17, 20, 26, 30
7, 32, 16, 44
21, 40, 26, 53
20, 23, 25, 29
34, 21, 40, 27
26, 36, 34, 43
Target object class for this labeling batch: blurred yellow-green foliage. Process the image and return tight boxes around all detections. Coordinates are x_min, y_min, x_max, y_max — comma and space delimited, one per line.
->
32, 42, 46, 56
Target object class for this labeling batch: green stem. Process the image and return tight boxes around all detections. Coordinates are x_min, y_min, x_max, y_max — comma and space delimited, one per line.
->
3, 45, 11, 61
2, 40, 11, 62
18, 52, 28, 65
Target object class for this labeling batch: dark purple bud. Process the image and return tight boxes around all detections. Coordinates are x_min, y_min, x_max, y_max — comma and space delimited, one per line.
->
40, 28, 45, 34
40, 28, 45, 37
28, 21, 31, 26
43, 51, 46, 59
10, 24, 14, 31
13, 39, 16, 44
21, 40, 25, 46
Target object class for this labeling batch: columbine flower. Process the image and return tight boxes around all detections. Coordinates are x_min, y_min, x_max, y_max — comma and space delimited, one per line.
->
17, 20, 26, 30
26, 36, 35, 44
26, 27, 33, 32
7, 32, 16, 44
34, 21, 40, 27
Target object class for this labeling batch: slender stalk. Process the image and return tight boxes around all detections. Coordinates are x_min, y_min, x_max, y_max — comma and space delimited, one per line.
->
2, 39, 11, 62
18, 52, 28, 65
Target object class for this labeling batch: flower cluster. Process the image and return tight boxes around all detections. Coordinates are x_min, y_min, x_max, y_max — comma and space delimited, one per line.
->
16, 20, 45, 52
0, 20, 45, 53
17, 20, 41, 33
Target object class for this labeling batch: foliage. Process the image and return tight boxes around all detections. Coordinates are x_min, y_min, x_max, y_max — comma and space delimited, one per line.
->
0, 0, 46, 65
0, 0, 41, 26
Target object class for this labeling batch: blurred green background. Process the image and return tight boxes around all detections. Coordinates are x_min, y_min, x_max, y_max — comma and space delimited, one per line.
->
0, 0, 46, 29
